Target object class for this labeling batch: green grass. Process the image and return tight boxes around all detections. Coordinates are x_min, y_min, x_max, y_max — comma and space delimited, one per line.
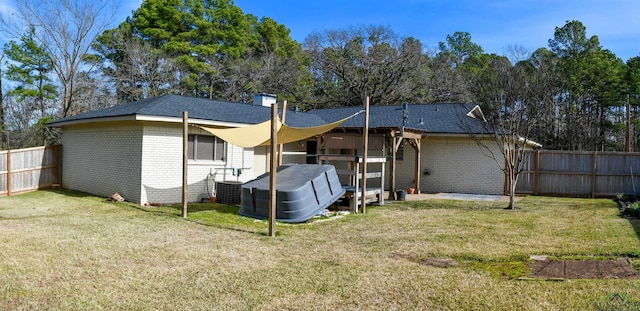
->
1, 190, 639, 310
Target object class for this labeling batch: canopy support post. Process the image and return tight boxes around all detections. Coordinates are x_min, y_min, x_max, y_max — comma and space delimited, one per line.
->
269, 104, 278, 237
182, 111, 188, 218
361, 97, 370, 213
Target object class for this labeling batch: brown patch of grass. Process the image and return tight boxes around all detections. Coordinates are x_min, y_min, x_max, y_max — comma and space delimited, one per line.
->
0, 190, 639, 310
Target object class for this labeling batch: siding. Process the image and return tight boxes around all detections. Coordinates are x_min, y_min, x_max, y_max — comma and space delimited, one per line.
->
61, 122, 144, 202
394, 136, 504, 195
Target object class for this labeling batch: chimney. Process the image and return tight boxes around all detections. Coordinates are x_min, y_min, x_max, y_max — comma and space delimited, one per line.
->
253, 93, 277, 107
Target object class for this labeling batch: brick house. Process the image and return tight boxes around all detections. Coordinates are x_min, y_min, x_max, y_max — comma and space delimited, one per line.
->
48, 94, 326, 204
49, 95, 525, 204
309, 104, 510, 195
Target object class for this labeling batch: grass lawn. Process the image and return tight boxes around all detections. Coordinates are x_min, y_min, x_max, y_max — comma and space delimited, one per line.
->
1, 190, 639, 310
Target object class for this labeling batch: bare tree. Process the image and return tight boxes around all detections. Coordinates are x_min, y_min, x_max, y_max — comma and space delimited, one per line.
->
3, 0, 117, 117
94, 33, 181, 104
304, 25, 430, 108
3, 95, 41, 148
463, 54, 544, 209
427, 58, 474, 103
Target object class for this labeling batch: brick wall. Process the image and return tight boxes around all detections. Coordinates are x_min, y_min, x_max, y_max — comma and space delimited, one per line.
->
393, 136, 505, 195
61, 122, 144, 202
62, 122, 256, 205
140, 124, 254, 204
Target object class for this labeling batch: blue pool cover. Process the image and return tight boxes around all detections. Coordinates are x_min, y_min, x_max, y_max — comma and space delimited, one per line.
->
239, 164, 346, 223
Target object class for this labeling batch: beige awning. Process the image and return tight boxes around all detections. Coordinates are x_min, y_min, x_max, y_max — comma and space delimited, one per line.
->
198, 112, 360, 148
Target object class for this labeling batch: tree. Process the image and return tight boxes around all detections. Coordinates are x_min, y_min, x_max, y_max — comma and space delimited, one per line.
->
463, 52, 545, 209
548, 20, 625, 150
0, 52, 5, 149
3, 26, 58, 145
437, 31, 484, 69
3, 0, 116, 117
625, 56, 640, 151
96, 0, 306, 103
524, 48, 562, 149
303, 25, 429, 108
93, 25, 180, 103
429, 31, 484, 103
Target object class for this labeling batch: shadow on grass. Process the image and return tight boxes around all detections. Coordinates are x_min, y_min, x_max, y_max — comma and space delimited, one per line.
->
131, 202, 270, 236
45, 188, 97, 198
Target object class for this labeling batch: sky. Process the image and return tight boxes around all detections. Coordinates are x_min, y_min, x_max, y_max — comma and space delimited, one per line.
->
1, 0, 639, 61
232, 0, 640, 61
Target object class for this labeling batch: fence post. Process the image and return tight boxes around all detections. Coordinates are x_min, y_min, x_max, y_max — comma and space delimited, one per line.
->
591, 151, 597, 198
6, 149, 10, 196
55, 145, 62, 188
533, 150, 540, 195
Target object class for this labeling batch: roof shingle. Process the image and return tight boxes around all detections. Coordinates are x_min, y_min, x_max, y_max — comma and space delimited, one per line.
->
310, 103, 489, 134
49, 95, 489, 134
48, 94, 327, 127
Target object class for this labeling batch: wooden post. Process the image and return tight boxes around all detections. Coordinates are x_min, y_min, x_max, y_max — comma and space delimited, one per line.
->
182, 111, 188, 218
6, 149, 11, 196
269, 103, 278, 237
361, 97, 370, 213
58, 145, 62, 187
414, 138, 421, 194
278, 100, 287, 166
591, 151, 597, 198
533, 150, 540, 196
388, 134, 397, 200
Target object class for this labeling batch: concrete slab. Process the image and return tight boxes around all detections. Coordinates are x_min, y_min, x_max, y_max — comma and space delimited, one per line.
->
387, 191, 523, 203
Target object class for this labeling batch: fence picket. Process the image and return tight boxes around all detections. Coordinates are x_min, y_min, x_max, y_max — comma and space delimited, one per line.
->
516, 150, 640, 197
0, 146, 60, 196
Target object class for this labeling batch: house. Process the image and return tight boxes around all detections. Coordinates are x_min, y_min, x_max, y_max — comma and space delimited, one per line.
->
309, 103, 507, 195
47, 94, 327, 204
48, 95, 519, 205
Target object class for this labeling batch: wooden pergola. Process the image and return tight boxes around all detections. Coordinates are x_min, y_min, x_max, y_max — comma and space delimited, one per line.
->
318, 125, 424, 201
388, 127, 423, 199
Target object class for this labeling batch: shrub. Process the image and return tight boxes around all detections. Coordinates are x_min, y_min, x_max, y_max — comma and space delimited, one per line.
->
622, 201, 640, 218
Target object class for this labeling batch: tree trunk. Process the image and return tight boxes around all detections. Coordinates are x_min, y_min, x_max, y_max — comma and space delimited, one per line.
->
505, 166, 517, 210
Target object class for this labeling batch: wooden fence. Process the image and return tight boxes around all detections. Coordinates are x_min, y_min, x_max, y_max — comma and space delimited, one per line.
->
0, 146, 60, 196
516, 150, 640, 197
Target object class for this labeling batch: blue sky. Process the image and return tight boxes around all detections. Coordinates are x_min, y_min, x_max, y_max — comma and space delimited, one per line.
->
2, 0, 639, 61
234, 0, 640, 61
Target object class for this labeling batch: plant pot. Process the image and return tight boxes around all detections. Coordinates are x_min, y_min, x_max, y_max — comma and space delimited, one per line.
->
209, 196, 217, 203
407, 188, 415, 194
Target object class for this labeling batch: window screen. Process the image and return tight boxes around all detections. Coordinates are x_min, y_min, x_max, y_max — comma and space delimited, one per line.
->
188, 134, 226, 161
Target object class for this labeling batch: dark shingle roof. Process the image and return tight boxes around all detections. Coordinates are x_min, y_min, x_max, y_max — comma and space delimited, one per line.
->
48, 94, 327, 127
49, 95, 489, 134
310, 103, 489, 134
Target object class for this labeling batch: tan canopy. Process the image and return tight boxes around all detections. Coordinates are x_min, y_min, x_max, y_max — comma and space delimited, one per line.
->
198, 112, 360, 148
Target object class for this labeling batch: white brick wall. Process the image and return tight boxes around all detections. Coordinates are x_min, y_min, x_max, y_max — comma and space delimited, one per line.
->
61, 121, 505, 202
139, 124, 182, 204
61, 122, 144, 202
62, 122, 256, 205
392, 136, 505, 195
140, 123, 255, 204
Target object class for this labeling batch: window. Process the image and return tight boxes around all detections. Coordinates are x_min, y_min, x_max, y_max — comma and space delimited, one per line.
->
188, 134, 226, 161
305, 140, 318, 164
